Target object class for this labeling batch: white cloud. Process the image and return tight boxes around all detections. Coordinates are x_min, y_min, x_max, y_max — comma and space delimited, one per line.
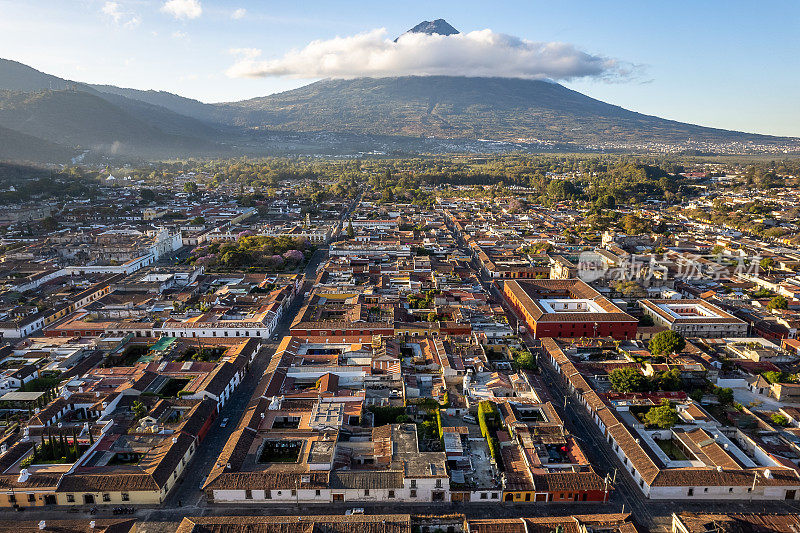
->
101, 1, 140, 28
101, 1, 122, 21
227, 28, 637, 82
231, 8, 246, 20
172, 30, 188, 40
124, 16, 141, 29
161, 0, 202, 20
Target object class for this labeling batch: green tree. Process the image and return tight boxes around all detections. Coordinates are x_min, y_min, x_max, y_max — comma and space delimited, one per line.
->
546, 179, 578, 201
716, 387, 734, 405
346, 221, 354, 238
595, 194, 616, 210
770, 413, 789, 427
609, 368, 649, 393
613, 280, 646, 298
768, 295, 788, 310
762, 371, 784, 384
645, 400, 679, 429
657, 368, 683, 391
40, 216, 58, 232
183, 181, 199, 195
140, 188, 156, 202
513, 350, 537, 371
132, 400, 147, 420
649, 331, 686, 355
759, 257, 775, 274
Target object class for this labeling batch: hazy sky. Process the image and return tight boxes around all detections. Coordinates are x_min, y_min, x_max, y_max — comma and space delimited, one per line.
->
1, 0, 798, 136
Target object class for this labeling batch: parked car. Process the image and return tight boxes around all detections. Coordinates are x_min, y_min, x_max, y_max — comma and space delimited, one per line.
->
345, 508, 365, 515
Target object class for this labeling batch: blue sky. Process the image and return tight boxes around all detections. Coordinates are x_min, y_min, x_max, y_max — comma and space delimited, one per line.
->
1, 0, 798, 136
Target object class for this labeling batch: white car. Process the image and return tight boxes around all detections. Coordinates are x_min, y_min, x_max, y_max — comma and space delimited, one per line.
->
345, 508, 364, 515
463, 415, 477, 424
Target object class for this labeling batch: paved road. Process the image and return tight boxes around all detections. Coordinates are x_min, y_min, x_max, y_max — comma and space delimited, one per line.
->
8, 229, 800, 526
498, 281, 800, 531
157, 246, 330, 513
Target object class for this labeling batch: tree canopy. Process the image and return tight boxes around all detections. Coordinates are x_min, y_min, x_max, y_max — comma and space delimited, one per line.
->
609, 368, 649, 393
645, 400, 679, 429
649, 331, 686, 356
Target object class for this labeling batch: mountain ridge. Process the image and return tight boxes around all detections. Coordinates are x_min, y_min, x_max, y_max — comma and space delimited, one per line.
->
0, 56, 796, 162
225, 76, 792, 145
395, 19, 460, 41
0, 58, 227, 159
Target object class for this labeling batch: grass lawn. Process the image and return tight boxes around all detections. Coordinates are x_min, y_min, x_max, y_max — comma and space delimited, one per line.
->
656, 439, 689, 461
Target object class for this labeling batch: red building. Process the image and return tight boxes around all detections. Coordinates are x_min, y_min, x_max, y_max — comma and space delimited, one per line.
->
503, 279, 637, 340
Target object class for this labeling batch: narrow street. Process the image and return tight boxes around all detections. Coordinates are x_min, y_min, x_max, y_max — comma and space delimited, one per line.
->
156, 246, 330, 514
497, 274, 800, 531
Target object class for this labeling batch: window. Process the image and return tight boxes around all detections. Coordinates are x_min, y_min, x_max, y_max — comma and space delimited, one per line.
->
729, 488, 734, 493
291, 489, 297, 496
27, 494, 35, 503
704, 488, 709, 493
411, 479, 417, 488
388, 490, 395, 498
436, 479, 442, 488
687, 488, 694, 497
245, 490, 253, 500
315, 490, 321, 496
480, 493, 487, 500
364, 489, 369, 496
121, 493, 130, 502
265, 490, 272, 499
491, 493, 499, 499
7, 494, 16, 503
102, 493, 111, 502
66, 494, 75, 503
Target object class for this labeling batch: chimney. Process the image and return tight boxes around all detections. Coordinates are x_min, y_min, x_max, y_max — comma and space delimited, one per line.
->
18, 469, 30, 482
38, 521, 46, 530
90, 521, 96, 529
172, 437, 178, 444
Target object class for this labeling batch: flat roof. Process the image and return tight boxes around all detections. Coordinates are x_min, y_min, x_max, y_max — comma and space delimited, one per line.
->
0, 391, 46, 401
